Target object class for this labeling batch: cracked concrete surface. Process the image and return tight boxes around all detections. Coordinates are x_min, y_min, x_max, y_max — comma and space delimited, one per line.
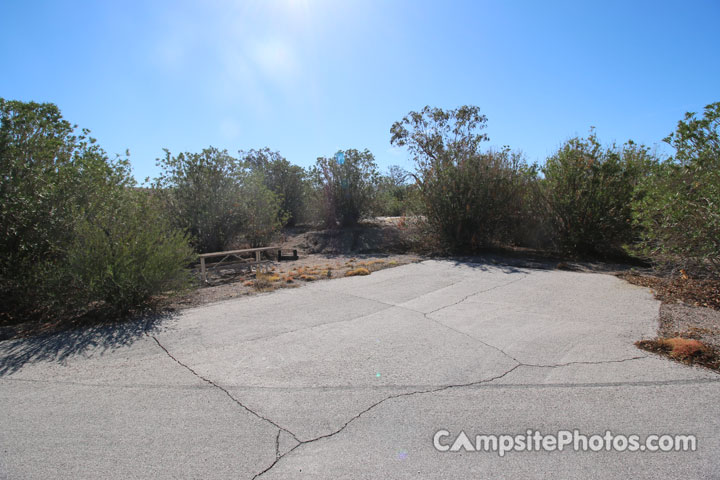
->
1, 260, 719, 479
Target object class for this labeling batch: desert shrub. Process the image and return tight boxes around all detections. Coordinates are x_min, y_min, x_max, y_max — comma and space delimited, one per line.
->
374, 165, 422, 216
153, 147, 245, 253
0, 99, 193, 323
241, 148, 308, 226
65, 191, 195, 315
154, 148, 286, 251
542, 132, 657, 256
631, 102, 720, 276
391, 105, 537, 251
310, 149, 380, 227
505, 164, 551, 249
239, 172, 288, 247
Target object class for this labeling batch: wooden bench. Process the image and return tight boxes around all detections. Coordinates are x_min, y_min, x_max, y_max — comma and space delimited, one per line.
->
198, 246, 278, 283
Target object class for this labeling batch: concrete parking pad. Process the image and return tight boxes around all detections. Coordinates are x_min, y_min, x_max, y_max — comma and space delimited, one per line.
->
1, 260, 719, 479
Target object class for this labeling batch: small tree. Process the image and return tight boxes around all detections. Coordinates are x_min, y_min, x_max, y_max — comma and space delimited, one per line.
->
240, 148, 308, 226
310, 149, 380, 227
631, 102, 720, 276
391, 105, 534, 250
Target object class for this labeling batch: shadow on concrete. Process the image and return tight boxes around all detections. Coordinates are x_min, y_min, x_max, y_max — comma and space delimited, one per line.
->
0, 312, 173, 377
444, 252, 641, 276
443, 255, 543, 274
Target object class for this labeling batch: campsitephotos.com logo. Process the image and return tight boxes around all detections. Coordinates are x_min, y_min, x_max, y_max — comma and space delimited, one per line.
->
433, 429, 697, 456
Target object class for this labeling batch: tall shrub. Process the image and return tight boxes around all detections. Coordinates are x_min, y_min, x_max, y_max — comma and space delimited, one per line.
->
154, 147, 287, 251
0, 99, 193, 323
391, 105, 536, 251
239, 172, 288, 247
66, 191, 195, 315
542, 132, 656, 256
374, 165, 422, 217
631, 102, 720, 276
241, 148, 308, 226
154, 147, 246, 253
310, 149, 380, 227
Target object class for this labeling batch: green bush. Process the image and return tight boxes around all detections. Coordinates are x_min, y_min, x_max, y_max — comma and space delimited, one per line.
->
542, 132, 656, 256
310, 149, 380, 227
154, 147, 287, 251
238, 172, 288, 247
0, 99, 194, 323
374, 165, 422, 217
241, 148, 308, 226
391, 105, 537, 251
153, 147, 246, 253
631, 102, 720, 276
65, 192, 195, 315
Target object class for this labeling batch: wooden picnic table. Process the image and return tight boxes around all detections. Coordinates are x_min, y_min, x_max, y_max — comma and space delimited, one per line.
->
198, 246, 278, 283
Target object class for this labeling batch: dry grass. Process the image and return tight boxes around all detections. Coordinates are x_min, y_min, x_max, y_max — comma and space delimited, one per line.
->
662, 337, 707, 358
345, 267, 370, 277
636, 336, 720, 371
355, 259, 386, 270
251, 273, 281, 291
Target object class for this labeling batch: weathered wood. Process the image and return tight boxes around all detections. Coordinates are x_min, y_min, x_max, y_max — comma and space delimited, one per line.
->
198, 246, 277, 259
198, 246, 279, 283
277, 249, 299, 261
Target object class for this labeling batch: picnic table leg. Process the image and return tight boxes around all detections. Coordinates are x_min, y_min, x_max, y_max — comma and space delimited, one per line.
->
200, 257, 207, 283
255, 250, 261, 262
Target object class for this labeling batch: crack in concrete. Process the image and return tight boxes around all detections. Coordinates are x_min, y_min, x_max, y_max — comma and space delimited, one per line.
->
274, 429, 280, 460
251, 362, 524, 479
249, 273, 657, 478
14, 357, 718, 391
152, 276, 535, 480
419, 274, 529, 364
464, 376, 720, 390
151, 325, 665, 480
250, 352, 659, 478
149, 272, 665, 479
150, 335, 299, 443
224, 303, 394, 347
424, 273, 529, 316
312, 273, 530, 368
522, 356, 649, 368
410, 275, 655, 372
224, 278, 463, 348
236, 275, 496, 348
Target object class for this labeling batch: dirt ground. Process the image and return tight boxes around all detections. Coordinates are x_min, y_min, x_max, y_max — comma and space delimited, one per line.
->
622, 273, 720, 370
621, 273, 720, 345
171, 253, 422, 309
170, 218, 423, 309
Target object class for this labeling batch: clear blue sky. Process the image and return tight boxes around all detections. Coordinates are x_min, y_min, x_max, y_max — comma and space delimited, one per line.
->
2, 0, 719, 182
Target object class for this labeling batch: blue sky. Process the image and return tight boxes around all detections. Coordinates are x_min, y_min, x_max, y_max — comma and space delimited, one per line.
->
2, 0, 719, 182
